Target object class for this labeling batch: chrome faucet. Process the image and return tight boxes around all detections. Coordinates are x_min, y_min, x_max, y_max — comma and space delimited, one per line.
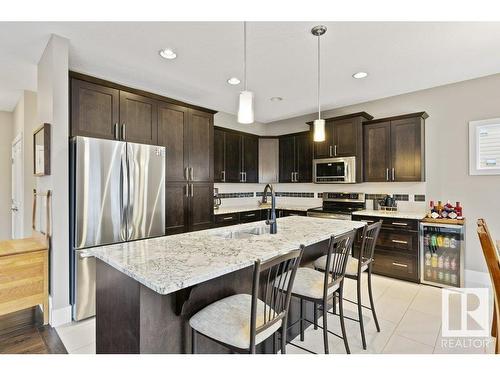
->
262, 184, 277, 234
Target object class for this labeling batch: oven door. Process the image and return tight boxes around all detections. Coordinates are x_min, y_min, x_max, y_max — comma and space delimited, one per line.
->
313, 157, 356, 183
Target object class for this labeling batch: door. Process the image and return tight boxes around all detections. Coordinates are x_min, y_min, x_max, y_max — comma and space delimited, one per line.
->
188, 109, 213, 182
313, 121, 334, 158
391, 118, 424, 182
241, 134, 258, 183
165, 182, 189, 235
189, 182, 213, 232
295, 133, 313, 182
71, 79, 120, 140
74, 137, 127, 249
74, 249, 96, 321
11, 137, 23, 239
158, 103, 189, 182
214, 129, 225, 182
224, 132, 242, 182
333, 119, 357, 157
120, 91, 158, 145
364, 121, 391, 182
279, 136, 295, 182
126, 143, 166, 241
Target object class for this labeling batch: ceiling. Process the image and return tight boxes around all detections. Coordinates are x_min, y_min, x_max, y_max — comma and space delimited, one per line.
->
1, 22, 500, 122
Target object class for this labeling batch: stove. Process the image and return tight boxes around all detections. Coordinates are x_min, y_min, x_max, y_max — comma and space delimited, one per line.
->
307, 192, 365, 220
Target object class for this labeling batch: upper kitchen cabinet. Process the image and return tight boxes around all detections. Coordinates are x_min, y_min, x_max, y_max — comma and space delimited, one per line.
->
279, 131, 313, 183
157, 102, 189, 182
119, 91, 158, 145
213, 127, 259, 183
188, 109, 214, 182
363, 112, 428, 182
309, 112, 373, 159
71, 79, 120, 140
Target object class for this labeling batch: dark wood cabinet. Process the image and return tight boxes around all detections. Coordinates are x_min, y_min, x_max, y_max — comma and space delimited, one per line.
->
279, 132, 312, 183
353, 215, 420, 283
363, 112, 427, 182
309, 112, 372, 182
213, 127, 258, 183
363, 121, 392, 182
119, 91, 158, 145
70, 79, 120, 140
214, 128, 225, 183
189, 183, 214, 232
165, 182, 189, 235
158, 103, 189, 182
188, 110, 213, 182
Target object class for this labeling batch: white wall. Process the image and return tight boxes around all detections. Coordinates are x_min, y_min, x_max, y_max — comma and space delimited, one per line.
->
0, 111, 13, 239
12, 91, 37, 237
214, 111, 267, 135
37, 35, 71, 326
263, 73, 500, 275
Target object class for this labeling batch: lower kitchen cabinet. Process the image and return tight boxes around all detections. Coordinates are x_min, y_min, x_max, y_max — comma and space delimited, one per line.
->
166, 182, 213, 235
353, 215, 420, 283
212, 208, 307, 228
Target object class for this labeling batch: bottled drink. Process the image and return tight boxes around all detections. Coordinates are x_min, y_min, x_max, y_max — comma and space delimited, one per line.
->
424, 234, 430, 247
444, 272, 450, 283
432, 269, 438, 280
450, 256, 457, 271
425, 251, 431, 266
451, 273, 458, 285
431, 253, 438, 268
450, 237, 457, 249
444, 255, 450, 270
431, 234, 437, 247
443, 236, 450, 248
438, 255, 444, 269
437, 235, 444, 247
438, 271, 444, 281
455, 202, 463, 219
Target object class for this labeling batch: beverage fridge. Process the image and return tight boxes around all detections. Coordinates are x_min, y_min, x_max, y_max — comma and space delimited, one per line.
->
420, 222, 465, 288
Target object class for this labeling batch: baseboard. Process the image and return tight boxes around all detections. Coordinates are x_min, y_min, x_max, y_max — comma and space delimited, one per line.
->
49, 296, 72, 327
464, 269, 491, 287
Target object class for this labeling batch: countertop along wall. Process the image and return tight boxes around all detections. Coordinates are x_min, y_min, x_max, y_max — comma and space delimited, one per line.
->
258, 73, 500, 278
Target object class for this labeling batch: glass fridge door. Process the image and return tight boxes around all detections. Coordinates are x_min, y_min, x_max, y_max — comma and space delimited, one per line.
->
421, 223, 464, 287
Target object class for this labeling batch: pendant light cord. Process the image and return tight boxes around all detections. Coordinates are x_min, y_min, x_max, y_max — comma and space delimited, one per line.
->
244, 21, 247, 91
317, 33, 321, 120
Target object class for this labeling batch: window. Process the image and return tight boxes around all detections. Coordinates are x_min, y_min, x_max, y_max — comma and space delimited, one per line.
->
469, 118, 500, 175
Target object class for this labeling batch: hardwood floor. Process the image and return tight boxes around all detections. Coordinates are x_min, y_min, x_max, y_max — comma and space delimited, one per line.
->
0, 307, 67, 354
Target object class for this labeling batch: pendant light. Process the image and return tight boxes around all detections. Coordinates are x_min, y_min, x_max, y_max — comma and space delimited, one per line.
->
311, 25, 327, 142
238, 21, 254, 124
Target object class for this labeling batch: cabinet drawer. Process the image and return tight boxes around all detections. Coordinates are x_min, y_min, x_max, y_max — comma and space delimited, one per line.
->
377, 229, 418, 255
354, 215, 418, 231
372, 249, 419, 282
214, 213, 239, 226
240, 210, 261, 223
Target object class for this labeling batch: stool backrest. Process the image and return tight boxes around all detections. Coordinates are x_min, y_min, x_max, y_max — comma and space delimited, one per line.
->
358, 221, 382, 268
477, 219, 500, 353
250, 246, 304, 349
323, 230, 356, 298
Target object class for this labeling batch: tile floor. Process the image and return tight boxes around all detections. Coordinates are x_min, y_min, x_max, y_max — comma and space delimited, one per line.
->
56, 274, 496, 354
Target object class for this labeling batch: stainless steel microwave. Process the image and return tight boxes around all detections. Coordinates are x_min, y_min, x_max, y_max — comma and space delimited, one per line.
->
313, 157, 356, 183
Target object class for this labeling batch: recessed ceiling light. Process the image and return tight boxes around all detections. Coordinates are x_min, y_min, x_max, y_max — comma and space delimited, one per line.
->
352, 71, 368, 79
159, 48, 177, 60
227, 77, 241, 85
270, 97, 283, 102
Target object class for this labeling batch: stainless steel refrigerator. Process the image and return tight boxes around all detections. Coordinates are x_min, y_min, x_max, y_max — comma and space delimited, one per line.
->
70, 136, 165, 321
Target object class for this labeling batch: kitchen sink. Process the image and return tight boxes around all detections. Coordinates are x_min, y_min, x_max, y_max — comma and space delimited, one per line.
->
212, 225, 271, 239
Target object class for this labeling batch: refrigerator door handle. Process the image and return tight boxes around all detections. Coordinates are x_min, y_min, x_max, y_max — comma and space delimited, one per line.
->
184, 167, 189, 181
113, 123, 119, 139
121, 123, 126, 140
190, 184, 194, 197
121, 144, 129, 241
189, 167, 194, 181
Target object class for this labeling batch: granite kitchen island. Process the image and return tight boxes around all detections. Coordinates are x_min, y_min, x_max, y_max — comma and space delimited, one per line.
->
89, 216, 365, 354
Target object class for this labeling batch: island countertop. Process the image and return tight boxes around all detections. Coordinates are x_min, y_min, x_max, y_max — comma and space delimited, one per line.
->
88, 216, 365, 296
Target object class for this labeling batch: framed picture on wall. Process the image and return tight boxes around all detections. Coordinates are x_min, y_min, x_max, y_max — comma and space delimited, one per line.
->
33, 123, 51, 176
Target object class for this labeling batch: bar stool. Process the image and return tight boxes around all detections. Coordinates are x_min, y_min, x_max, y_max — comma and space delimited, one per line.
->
279, 230, 356, 354
189, 246, 304, 354
313, 221, 382, 350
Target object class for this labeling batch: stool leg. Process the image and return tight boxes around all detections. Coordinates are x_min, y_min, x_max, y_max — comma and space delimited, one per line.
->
313, 302, 318, 330
367, 267, 380, 332
357, 274, 367, 350
338, 287, 350, 354
332, 294, 337, 314
300, 298, 305, 341
281, 320, 287, 354
322, 301, 329, 354
191, 328, 197, 354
